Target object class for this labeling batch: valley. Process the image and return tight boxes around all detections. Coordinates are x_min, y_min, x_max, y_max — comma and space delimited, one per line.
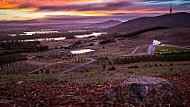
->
0, 12, 190, 106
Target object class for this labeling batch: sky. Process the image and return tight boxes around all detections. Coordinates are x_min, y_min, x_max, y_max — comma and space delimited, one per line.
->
0, 0, 190, 23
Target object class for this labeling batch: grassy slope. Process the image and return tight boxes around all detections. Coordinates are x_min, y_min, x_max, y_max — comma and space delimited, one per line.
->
155, 46, 190, 52
116, 27, 168, 38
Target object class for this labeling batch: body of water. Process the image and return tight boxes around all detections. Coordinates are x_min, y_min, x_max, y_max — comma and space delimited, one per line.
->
19, 37, 66, 42
75, 32, 107, 38
20, 31, 60, 36
71, 49, 95, 54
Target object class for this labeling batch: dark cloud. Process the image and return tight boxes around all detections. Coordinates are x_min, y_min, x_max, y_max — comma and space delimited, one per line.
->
18, 3, 35, 9
0, 13, 162, 25
14, 0, 190, 13
38, 1, 133, 11
176, 3, 190, 9
143, 0, 174, 2
35, 13, 161, 23
141, 0, 190, 3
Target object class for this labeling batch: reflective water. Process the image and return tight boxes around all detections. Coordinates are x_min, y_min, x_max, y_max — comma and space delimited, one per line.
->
75, 32, 107, 38
19, 37, 66, 42
20, 31, 60, 36
71, 49, 95, 54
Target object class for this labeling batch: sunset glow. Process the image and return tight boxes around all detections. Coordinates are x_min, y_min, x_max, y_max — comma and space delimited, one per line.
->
0, 0, 189, 21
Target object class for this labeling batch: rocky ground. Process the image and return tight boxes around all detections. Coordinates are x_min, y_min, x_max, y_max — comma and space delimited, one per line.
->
0, 71, 189, 106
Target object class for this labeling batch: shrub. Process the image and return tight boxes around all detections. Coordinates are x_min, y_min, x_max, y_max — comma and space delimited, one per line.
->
127, 66, 139, 69
45, 69, 50, 74
0, 54, 26, 66
34, 71, 39, 74
108, 66, 116, 70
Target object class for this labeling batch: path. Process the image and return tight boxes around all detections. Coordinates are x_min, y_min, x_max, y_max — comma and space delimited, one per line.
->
60, 58, 96, 74
120, 44, 156, 57
119, 46, 140, 57
131, 46, 140, 54
29, 43, 156, 74
147, 45, 155, 54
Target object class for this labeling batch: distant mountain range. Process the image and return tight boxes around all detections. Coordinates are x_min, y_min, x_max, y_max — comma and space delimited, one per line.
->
85, 20, 122, 29
0, 20, 122, 31
107, 12, 190, 34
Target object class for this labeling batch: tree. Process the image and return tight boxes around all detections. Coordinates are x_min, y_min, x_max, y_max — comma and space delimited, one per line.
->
45, 69, 50, 74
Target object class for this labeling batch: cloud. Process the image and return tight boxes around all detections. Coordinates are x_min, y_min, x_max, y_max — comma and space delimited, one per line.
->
38, 1, 133, 11
18, 3, 36, 9
176, 3, 190, 9
142, 0, 174, 2
0, 0, 189, 21
0, 12, 162, 25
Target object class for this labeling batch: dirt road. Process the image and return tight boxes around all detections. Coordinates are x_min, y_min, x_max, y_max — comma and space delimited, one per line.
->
60, 58, 96, 74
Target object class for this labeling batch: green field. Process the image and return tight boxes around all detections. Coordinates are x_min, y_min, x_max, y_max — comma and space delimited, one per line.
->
155, 46, 190, 53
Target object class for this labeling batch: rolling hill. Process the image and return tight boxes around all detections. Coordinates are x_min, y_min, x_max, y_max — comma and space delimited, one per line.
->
85, 20, 122, 29
107, 12, 190, 34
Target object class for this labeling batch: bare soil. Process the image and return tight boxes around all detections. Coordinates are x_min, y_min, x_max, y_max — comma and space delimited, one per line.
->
0, 71, 189, 106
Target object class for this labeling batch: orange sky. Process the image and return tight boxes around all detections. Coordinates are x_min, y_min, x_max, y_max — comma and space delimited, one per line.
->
0, 0, 189, 21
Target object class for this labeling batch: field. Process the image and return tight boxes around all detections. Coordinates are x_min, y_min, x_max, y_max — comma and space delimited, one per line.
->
0, 62, 189, 106
155, 46, 190, 53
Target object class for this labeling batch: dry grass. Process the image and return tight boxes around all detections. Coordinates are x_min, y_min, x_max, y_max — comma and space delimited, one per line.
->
1, 62, 190, 84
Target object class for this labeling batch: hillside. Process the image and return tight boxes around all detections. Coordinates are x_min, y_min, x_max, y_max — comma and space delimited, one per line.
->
117, 28, 190, 47
107, 12, 190, 34
86, 20, 122, 29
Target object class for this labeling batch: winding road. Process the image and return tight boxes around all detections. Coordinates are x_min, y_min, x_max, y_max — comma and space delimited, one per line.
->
120, 44, 155, 57
147, 45, 155, 54
59, 58, 96, 74
120, 46, 140, 57
28, 44, 156, 74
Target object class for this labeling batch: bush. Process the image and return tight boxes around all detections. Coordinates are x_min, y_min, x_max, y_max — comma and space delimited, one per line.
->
0, 54, 26, 66
112, 53, 190, 65
34, 71, 39, 74
45, 69, 50, 74
100, 39, 116, 44
108, 66, 116, 70
102, 64, 106, 69
127, 66, 139, 69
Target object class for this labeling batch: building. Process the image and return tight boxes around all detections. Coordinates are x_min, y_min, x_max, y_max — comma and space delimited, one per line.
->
153, 40, 162, 46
